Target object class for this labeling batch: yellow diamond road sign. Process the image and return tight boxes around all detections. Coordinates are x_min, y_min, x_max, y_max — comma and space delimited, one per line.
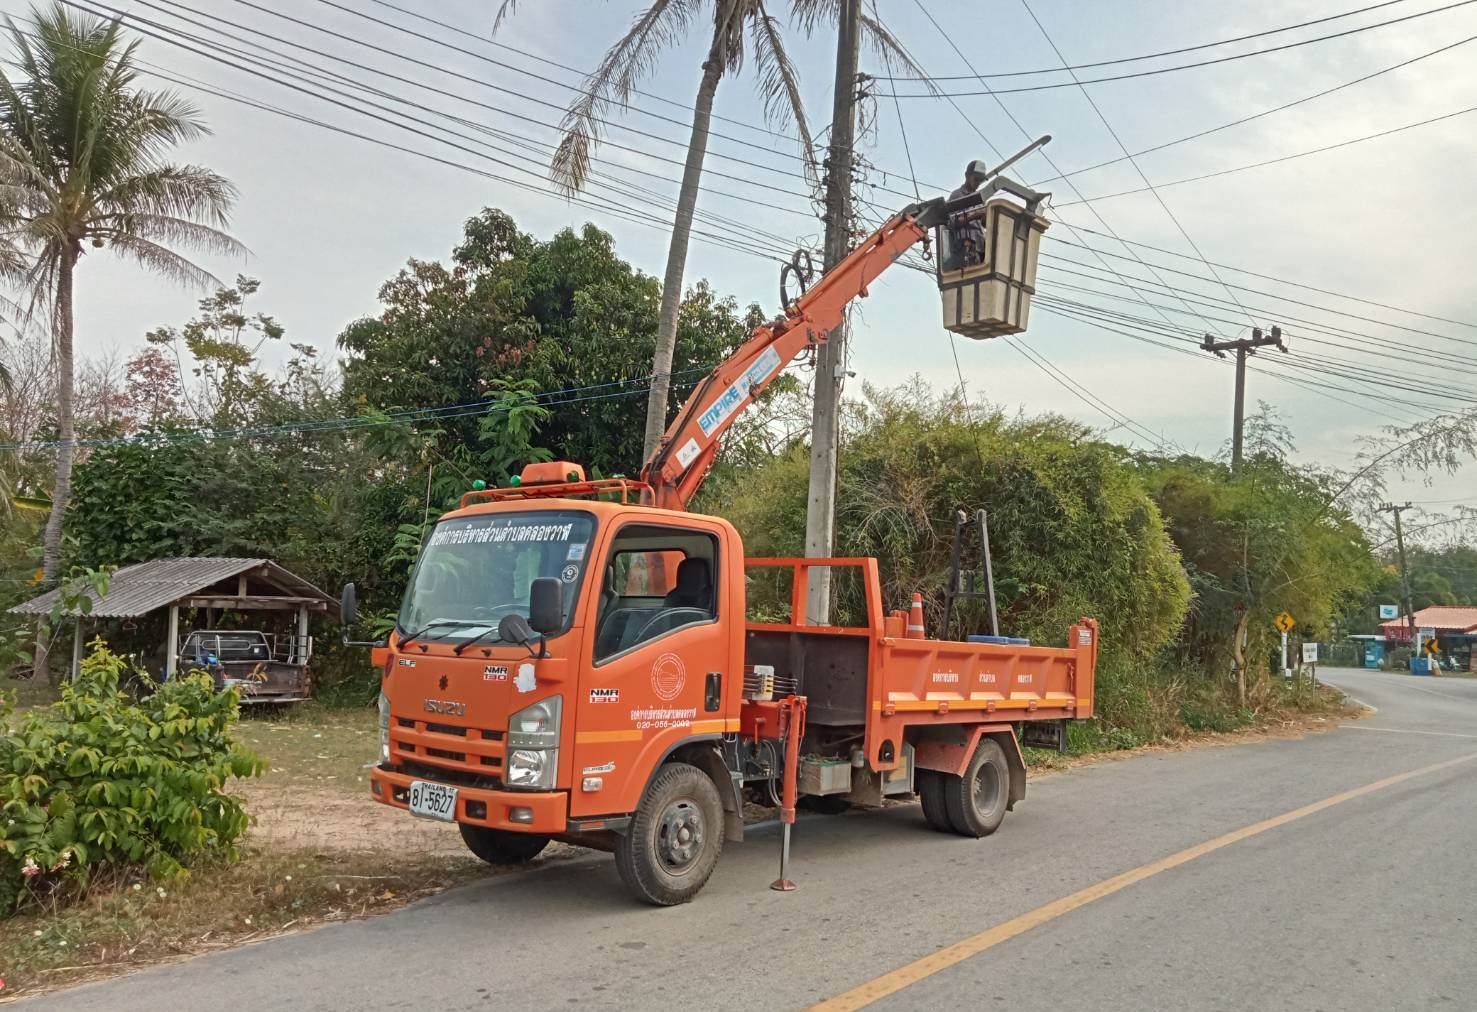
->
1423, 638, 1440, 656
1275, 611, 1296, 634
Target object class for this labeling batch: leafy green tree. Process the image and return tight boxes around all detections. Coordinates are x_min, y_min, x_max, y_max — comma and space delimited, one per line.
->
339, 209, 757, 477
1142, 437, 1377, 702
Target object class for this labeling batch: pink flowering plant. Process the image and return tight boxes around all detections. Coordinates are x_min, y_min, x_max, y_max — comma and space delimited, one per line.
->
0, 642, 263, 913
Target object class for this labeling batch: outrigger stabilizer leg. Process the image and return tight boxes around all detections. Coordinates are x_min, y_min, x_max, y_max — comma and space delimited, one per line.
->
771, 695, 806, 892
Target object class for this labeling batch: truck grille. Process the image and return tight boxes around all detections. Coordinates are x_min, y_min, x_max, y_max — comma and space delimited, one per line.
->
389, 715, 506, 782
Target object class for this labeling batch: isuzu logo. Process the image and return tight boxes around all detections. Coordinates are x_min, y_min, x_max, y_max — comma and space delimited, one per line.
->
423, 698, 466, 716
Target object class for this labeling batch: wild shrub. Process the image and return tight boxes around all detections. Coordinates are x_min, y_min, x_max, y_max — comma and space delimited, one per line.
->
0, 642, 263, 913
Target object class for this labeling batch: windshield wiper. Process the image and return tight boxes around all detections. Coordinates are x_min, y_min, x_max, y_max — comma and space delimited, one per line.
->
452, 624, 505, 656
398, 618, 477, 650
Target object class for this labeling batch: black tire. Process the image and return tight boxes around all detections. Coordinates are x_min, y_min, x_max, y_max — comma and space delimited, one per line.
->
942, 738, 1010, 838
917, 769, 954, 832
615, 762, 724, 906
458, 824, 550, 865
799, 794, 852, 815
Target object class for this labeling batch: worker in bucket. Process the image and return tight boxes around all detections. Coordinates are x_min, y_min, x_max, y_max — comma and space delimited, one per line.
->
948, 160, 989, 269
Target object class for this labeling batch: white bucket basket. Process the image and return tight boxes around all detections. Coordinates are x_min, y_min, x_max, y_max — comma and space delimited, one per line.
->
937, 198, 1049, 340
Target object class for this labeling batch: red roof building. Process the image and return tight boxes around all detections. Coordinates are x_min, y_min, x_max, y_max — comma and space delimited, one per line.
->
1381, 605, 1477, 643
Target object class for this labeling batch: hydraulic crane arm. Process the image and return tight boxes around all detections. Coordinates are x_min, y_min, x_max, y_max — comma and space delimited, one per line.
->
639, 209, 926, 510
639, 170, 1045, 512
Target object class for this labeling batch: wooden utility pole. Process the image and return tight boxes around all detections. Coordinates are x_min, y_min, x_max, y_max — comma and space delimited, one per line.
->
1380, 502, 1418, 645
803, 0, 861, 624
1201, 326, 1287, 471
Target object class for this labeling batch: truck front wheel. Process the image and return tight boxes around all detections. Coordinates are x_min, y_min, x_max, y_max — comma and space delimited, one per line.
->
615, 762, 724, 906
942, 738, 1010, 838
459, 824, 550, 865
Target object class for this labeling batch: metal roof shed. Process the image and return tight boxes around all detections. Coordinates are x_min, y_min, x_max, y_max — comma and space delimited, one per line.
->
11, 557, 336, 691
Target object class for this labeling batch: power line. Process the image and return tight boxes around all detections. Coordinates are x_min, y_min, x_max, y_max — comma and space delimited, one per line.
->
1052, 222, 1477, 330
1017, 0, 1256, 329
1056, 103, 1477, 205
362, 0, 797, 144
1044, 240, 1477, 350
51, 3, 813, 268
0, 369, 716, 452
96, 0, 1477, 347
900, 1, 1229, 338
887, 0, 1477, 96
1032, 31, 1477, 186
872, 0, 1420, 79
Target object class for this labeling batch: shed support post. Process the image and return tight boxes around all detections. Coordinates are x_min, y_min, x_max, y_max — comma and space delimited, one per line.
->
166, 603, 179, 679
296, 605, 309, 663
71, 619, 84, 683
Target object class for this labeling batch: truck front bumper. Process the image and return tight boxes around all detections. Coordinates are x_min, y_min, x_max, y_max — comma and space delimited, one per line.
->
370, 766, 568, 834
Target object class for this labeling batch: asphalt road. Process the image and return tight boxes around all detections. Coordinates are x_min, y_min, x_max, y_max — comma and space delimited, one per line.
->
23, 666, 1477, 1011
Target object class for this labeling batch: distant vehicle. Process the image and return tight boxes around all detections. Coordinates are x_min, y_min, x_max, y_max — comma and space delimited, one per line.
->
177, 629, 311, 703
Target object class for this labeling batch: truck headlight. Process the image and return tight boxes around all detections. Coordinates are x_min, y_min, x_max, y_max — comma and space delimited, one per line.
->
378, 690, 391, 764
507, 749, 554, 788
507, 696, 561, 789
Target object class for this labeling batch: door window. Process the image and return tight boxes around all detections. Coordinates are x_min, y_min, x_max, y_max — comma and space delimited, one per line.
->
593, 525, 718, 663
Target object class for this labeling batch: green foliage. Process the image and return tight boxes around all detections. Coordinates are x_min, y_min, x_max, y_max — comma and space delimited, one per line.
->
0, 642, 263, 913
1140, 432, 1378, 681
709, 381, 1190, 668
339, 209, 757, 478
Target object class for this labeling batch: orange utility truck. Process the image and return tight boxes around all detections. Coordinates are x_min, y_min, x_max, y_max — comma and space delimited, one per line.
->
342, 142, 1099, 905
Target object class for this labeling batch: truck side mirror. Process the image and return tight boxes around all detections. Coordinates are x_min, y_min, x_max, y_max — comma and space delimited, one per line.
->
528, 577, 563, 635
340, 582, 357, 626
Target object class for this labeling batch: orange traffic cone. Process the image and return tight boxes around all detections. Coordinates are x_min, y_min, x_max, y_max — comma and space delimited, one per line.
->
906, 593, 926, 639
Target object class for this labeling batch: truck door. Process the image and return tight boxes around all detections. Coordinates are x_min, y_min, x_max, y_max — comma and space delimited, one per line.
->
571, 520, 733, 818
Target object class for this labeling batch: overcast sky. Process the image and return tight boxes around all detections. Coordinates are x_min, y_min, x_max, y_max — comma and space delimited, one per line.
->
8, 0, 1475, 533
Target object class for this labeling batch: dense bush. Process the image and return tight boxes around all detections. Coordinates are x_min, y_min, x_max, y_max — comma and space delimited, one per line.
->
0, 643, 262, 913
705, 381, 1191, 668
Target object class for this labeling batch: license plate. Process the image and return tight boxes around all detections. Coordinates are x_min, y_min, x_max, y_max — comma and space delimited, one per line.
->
407, 780, 458, 822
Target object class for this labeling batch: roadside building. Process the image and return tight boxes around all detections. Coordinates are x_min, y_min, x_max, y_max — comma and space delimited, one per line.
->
1378, 605, 1477, 673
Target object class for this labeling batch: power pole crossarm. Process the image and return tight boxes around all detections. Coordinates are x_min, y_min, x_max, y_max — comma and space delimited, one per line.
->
1202, 326, 1287, 472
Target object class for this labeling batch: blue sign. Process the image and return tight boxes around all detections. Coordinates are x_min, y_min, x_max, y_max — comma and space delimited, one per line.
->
1378, 604, 1399, 620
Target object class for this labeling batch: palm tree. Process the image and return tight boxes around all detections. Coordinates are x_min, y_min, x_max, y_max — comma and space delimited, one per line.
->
495, 0, 923, 460
0, 5, 244, 672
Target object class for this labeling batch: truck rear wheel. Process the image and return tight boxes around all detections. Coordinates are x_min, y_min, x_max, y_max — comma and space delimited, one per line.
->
943, 738, 1010, 838
615, 762, 724, 906
459, 824, 550, 865
916, 769, 953, 832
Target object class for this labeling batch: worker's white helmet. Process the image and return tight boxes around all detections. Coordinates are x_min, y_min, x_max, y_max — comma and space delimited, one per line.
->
965, 159, 988, 181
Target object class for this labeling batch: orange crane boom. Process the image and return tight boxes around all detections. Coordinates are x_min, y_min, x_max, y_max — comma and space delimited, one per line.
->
639, 172, 1047, 512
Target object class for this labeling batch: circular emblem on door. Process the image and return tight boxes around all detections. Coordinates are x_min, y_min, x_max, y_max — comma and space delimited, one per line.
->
651, 652, 687, 701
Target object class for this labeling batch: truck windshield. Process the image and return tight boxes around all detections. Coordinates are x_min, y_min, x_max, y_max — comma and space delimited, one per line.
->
396, 510, 595, 644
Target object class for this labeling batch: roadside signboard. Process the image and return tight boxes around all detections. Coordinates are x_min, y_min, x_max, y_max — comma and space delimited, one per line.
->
1274, 611, 1296, 634
1302, 642, 1318, 664
1423, 638, 1440, 656
1378, 604, 1399, 620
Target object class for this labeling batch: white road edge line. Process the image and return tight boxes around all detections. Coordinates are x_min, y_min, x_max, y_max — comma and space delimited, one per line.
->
1339, 724, 1477, 740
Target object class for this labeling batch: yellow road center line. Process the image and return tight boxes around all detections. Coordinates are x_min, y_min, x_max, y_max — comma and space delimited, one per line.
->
810, 751, 1477, 1011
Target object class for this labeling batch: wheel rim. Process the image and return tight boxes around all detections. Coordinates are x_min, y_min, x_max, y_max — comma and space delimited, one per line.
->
971, 760, 1002, 817
656, 797, 706, 874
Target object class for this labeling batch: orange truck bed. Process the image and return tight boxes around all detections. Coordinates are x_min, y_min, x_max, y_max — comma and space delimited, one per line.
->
742, 557, 1097, 772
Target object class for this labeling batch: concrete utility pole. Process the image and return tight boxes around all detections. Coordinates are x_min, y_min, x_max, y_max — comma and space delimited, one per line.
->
1380, 502, 1418, 646
1201, 326, 1287, 472
803, 0, 861, 624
